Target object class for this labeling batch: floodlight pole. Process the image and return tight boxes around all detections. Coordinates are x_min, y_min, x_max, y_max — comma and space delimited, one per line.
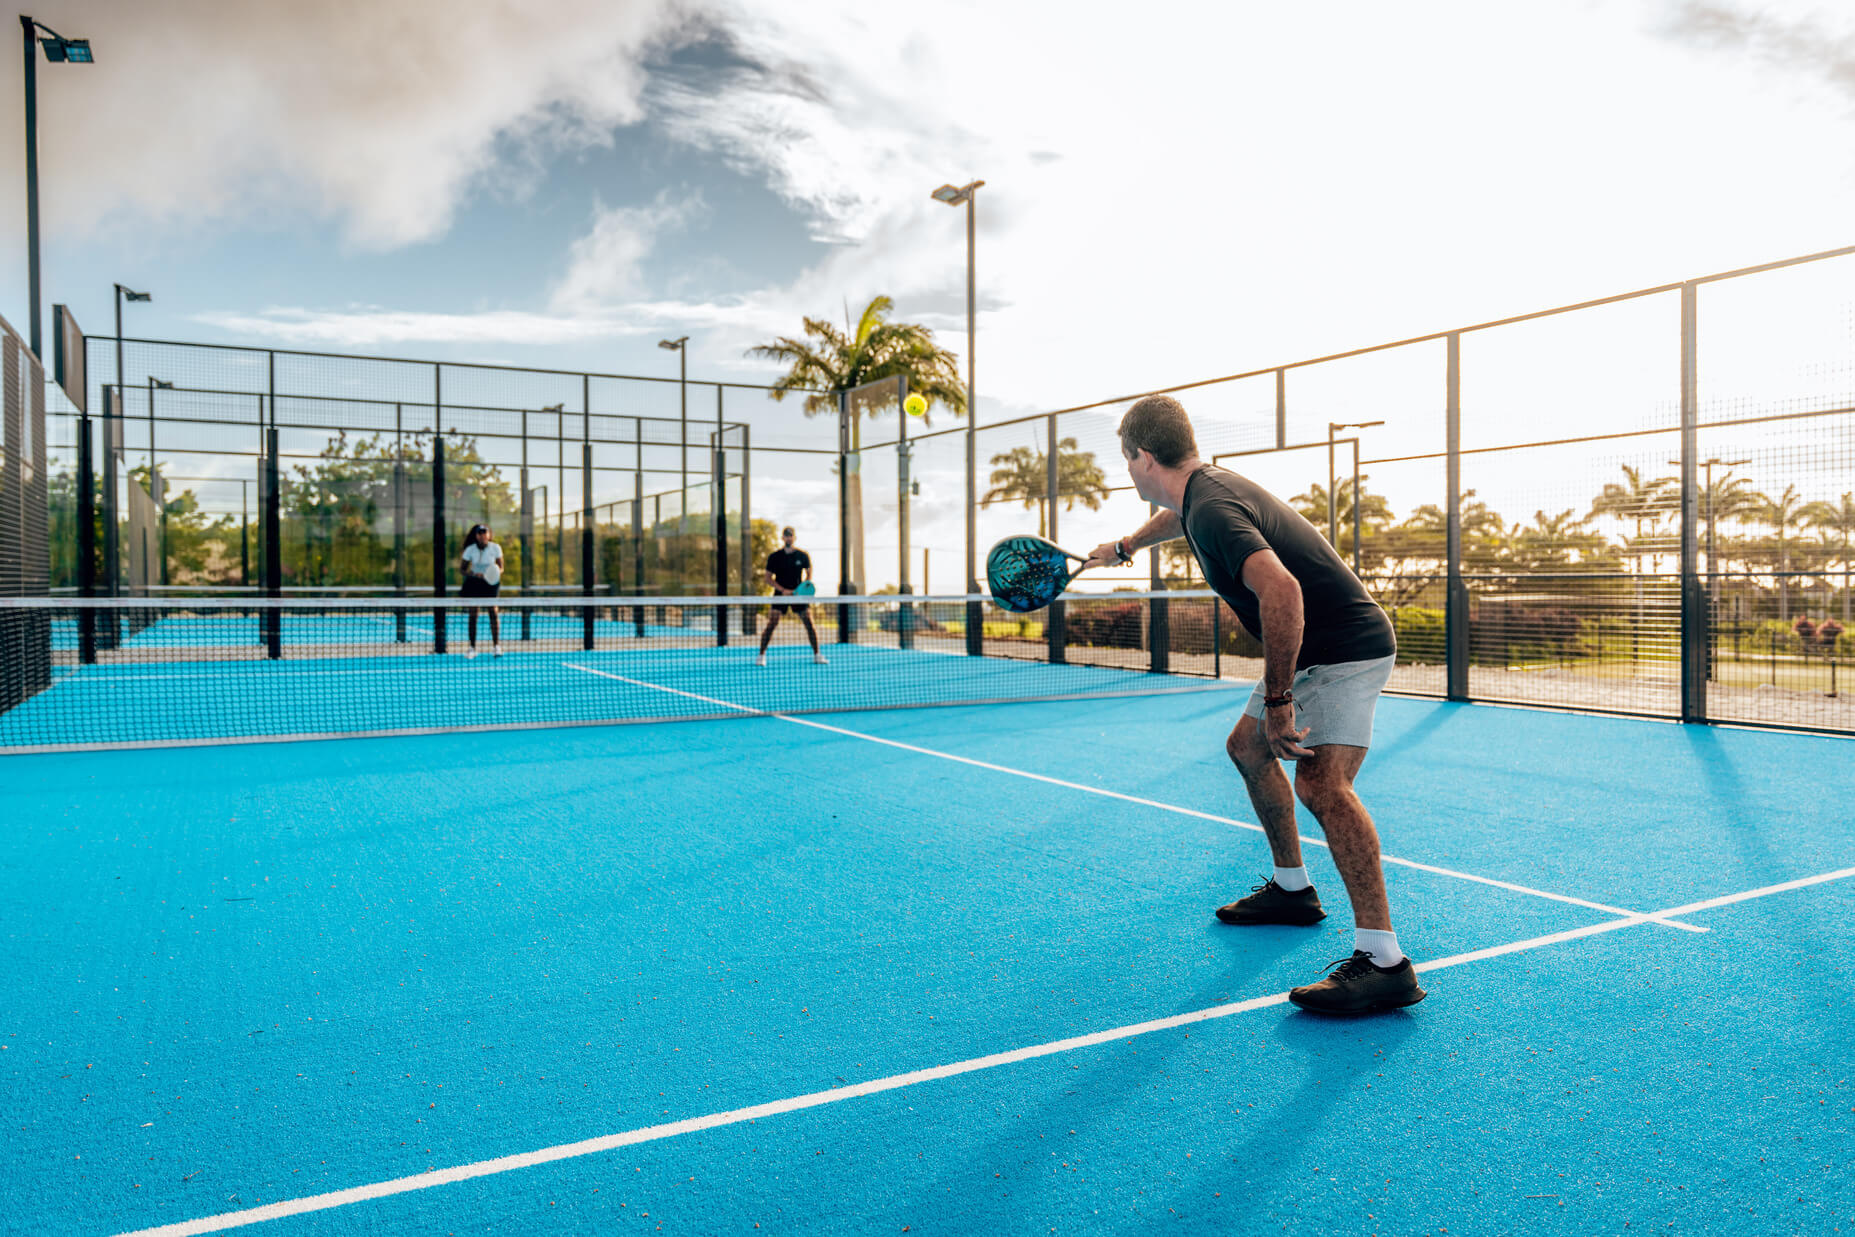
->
1326, 420, 1383, 573
21, 17, 41, 357
21, 16, 92, 358
932, 178, 985, 655
148, 376, 173, 585
660, 336, 689, 555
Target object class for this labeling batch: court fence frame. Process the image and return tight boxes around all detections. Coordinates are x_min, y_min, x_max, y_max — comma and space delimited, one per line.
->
19, 242, 1855, 737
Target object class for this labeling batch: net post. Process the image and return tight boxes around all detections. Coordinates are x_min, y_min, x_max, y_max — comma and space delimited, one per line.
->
1212, 596, 1221, 680
76, 413, 96, 664
1045, 413, 1065, 664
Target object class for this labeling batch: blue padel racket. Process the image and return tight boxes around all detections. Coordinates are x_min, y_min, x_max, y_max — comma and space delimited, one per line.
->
792, 581, 816, 597
986, 534, 1090, 613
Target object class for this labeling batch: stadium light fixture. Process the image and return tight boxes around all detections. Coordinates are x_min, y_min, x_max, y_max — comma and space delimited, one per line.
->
932, 179, 986, 643
659, 338, 690, 533
21, 16, 95, 357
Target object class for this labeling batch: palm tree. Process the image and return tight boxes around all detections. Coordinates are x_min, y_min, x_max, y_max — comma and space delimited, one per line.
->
1700, 470, 1760, 574
1752, 484, 1808, 620
1288, 478, 1395, 559
1586, 465, 1676, 573
747, 295, 965, 590
1803, 491, 1855, 623
1512, 508, 1609, 571
981, 439, 1111, 540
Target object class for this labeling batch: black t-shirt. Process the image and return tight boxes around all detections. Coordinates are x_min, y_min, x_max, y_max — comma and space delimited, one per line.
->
1180, 464, 1395, 669
766, 547, 811, 591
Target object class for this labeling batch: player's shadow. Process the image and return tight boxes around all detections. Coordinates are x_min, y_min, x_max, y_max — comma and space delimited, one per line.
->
1213, 1005, 1424, 1178
1363, 698, 1465, 763
903, 925, 1336, 1223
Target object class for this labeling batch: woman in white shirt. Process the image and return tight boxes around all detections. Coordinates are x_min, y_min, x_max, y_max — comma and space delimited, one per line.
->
459, 524, 503, 658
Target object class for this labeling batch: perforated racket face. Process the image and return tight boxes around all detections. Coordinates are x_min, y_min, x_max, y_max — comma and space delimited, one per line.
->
793, 581, 816, 596
986, 535, 1074, 612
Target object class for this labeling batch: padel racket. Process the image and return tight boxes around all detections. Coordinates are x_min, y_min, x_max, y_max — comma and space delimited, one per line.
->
792, 581, 816, 597
986, 534, 1091, 612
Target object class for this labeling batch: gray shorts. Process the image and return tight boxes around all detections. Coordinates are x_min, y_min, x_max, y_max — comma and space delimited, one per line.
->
1242, 652, 1396, 749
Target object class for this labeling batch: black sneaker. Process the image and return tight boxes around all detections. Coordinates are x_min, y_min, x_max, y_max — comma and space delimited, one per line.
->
1288, 951, 1426, 1014
1215, 878, 1327, 926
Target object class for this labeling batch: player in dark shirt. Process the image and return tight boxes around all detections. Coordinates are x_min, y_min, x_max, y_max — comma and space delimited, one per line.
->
1084, 394, 1423, 1015
758, 525, 827, 666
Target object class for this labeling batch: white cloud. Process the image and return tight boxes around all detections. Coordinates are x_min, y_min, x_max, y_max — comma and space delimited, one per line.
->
10, 0, 686, 249
549, 193, 708, 313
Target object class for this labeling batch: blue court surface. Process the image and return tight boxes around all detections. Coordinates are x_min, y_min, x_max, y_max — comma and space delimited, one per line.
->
3, 690, 1852, 1235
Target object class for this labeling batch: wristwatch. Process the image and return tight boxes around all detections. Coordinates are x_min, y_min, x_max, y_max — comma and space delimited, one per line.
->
1113, 538, 1133, 565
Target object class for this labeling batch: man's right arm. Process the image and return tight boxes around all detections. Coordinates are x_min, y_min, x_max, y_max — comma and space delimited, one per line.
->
1084, 509, 1184, 569
1241, 549, 1314, 759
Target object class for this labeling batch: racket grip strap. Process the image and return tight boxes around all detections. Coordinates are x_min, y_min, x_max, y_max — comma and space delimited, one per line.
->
1114, 538, 1133, 565
1263, 691, 1294, 709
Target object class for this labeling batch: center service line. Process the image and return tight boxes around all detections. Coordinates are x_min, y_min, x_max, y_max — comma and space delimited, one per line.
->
566, 665, 1706, 931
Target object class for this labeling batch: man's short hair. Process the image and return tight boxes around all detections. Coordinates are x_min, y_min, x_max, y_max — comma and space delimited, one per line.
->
781, 526, 795, 537
1118, 395, 1199, 468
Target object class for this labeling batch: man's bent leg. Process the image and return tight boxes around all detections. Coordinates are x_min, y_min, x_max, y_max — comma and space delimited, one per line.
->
1293, 744, 1390, 930
759, 609, 783, 653
1227, 714, 1303, 869
1216, 714, 1327, 926
798, 610, 821, 652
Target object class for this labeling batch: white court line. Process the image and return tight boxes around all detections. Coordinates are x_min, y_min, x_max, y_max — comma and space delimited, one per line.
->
111, 862, 1855, 1237
566, 665, 1706, 932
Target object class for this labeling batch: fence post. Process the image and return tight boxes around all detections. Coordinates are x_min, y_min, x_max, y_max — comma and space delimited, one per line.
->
1679, 282, 1707, 723
966, 392, 982, 656
740, 423, 754, 636
1150, 500, 1169, 674
432, 433, 447, 654
714, 422, 728, 648
632, 477, 645, 638
837, 390, 854, 645
581, 439, 594, 651
75, 414, 96, 663
1445, 333, 1468, 700
1046, 412, 1065, 664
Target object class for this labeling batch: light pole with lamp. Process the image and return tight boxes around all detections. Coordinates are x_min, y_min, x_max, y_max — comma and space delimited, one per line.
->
1327, 420, 1384, 574
103, 285, 151, 614
147, 376, 173, 584
20, 16, 93, 358
931, 178, 984, 654
659, 336, 689, 565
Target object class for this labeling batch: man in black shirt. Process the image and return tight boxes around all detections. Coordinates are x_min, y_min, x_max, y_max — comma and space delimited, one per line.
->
759, 525, 827, 666
1085, 395, 1423, 1015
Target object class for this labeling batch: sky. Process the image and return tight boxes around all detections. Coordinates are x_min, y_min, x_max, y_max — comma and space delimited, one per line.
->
5, 0, 1853, 591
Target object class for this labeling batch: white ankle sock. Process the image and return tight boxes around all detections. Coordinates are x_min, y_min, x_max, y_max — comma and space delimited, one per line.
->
1354, 928, 1404, 967
1272, 865, 1311, 892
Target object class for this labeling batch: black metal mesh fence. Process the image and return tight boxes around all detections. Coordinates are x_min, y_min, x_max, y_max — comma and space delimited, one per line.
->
23, 246, 1855, 738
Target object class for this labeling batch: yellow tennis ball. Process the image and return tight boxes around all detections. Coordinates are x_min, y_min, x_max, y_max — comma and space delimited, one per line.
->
904, 393, 927, 417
